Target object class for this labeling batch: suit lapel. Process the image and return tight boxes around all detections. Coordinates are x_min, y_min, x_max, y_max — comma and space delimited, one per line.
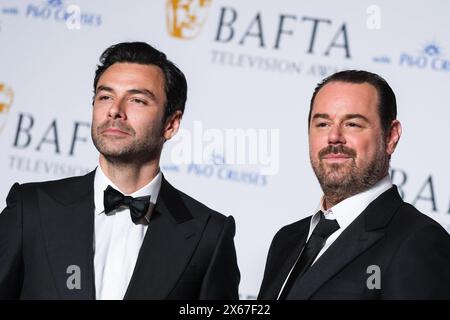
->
39, 171, 96, 299
287, 217, 384, 299
124, 177, 206, 299
287, 186, 404, 299
259, 220, 309, 299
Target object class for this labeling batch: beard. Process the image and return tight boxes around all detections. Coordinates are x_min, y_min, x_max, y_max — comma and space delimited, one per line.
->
92, 119, 164, 165
310, 143, 389, 206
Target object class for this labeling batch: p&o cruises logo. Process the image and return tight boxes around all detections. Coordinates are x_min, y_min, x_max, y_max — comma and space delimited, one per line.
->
399, 42, 450, 72
0, 0, 102, 28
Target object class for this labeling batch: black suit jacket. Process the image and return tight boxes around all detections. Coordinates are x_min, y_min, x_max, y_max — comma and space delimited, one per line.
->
0, 171, 240, 299
258, 186, 450, 299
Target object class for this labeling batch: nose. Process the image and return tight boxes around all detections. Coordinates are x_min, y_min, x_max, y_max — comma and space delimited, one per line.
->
328, 124, 346, 145
107, 98, 126, 120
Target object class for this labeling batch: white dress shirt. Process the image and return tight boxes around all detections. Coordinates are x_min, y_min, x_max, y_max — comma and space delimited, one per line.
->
93, 166, 162, 300
309, 174, 392, 264
277, 175, 393, 299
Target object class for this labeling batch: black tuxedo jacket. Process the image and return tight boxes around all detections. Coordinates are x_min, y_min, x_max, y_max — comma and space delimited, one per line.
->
0, 171, 240, 299
258, 186, 450, 299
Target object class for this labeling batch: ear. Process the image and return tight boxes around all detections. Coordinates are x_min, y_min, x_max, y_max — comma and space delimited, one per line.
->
386, 120, 402, 155
163, 110, 183, 141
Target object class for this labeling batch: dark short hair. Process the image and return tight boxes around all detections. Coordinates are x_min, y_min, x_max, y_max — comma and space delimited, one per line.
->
308, 70, 397, 135
93, 42, 187, 119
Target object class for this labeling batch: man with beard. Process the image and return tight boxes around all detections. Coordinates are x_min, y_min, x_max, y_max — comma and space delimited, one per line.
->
0, 42, 240, 300
258, 70, 450, 300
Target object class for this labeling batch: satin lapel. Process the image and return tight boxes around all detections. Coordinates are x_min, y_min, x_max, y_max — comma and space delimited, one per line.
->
39, 171, 96, 299
124, 178, 206, 299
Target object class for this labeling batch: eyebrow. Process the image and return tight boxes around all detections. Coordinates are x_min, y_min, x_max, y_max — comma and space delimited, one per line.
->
96, 85, 157, 100
312, 113, 370, 122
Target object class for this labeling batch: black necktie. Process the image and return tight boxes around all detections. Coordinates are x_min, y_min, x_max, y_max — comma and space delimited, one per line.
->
103, 185, 151, 224
279, 212, 340, 299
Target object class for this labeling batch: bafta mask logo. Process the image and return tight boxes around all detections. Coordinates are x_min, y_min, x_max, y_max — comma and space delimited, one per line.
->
0, 83, 14, 134
166, 0, 213, 39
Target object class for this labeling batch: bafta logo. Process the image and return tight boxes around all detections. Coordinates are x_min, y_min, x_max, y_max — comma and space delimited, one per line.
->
0, 83, 14, 134
166, 0, 213, 39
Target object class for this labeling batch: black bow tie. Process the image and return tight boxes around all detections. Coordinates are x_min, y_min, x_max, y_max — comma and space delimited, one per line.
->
103, 185, 151, 224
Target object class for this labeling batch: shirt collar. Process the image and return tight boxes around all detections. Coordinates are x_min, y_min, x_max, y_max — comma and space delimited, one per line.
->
93, 165, 163, 218
311, 175, 393, 232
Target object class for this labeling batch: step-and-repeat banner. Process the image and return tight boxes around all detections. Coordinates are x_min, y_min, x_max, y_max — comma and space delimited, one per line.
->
1, 0, 449, 298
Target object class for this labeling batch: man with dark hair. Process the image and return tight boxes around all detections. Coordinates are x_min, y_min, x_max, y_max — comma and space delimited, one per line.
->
258, 70, 450, 299
0, 42, 240, 300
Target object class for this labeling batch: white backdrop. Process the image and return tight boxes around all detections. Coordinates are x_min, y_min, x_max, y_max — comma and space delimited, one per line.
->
1, 0, 449, 299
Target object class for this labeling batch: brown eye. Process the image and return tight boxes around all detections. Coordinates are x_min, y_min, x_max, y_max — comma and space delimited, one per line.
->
131, 98, 148, 105
347, 122, 362, 128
